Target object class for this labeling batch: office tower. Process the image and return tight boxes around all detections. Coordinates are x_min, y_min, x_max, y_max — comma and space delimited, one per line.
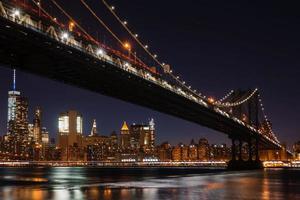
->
28, 123, 34, 139
41, 127, 49, 160
198, 138, 210, 161
293, 141, 300, 160
7, 69, 29, 139
57, 110, 83, 161
33, 107, 42, 143
90, 119, 98, 136
120, 121, 130, 150
129, 119, 156, 153
158, 142, 172, 161
109, 131, 118, 155
189, 139, 198, 160
149, 118, 155, 150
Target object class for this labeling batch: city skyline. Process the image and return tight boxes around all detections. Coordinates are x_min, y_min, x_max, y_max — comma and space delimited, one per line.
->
0, 67, 230, 146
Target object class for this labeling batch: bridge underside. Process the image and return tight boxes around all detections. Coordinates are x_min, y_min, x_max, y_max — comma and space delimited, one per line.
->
0, 17, 279, 150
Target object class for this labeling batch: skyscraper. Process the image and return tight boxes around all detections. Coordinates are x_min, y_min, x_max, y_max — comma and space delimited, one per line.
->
33, 107, 42, 143
90, 119, 98, 136
129, 119, 156, 153
120, 121, 130, 150
57, 110, 83, 161
7, 69, 29, 139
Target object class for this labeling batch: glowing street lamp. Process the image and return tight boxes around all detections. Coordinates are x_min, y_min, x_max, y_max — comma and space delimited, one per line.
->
12, 9, 20, 18
69, 21, 75, 32
208, 97, 215, 104
123, 42, 131, 57
96, 48, 104, 56
61, 32, 69, 41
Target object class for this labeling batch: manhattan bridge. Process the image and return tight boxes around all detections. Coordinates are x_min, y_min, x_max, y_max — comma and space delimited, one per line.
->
0, 0, 291, 169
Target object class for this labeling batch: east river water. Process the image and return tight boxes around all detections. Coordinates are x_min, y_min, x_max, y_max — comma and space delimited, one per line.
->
0, 167, 298, 200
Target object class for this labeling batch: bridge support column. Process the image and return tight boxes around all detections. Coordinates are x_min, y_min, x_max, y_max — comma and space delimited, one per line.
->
228, 137, 263, 170
255, 138, 260, 161
248, 139, 253, 161
231, 138, 236, 161
238, 139, 243, 161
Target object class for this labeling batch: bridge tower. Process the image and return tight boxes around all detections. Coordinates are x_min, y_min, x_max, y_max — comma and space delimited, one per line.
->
227, 89, 262, 170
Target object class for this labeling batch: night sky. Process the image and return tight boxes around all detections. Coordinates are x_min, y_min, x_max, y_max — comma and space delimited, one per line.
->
0, 0, 299, 147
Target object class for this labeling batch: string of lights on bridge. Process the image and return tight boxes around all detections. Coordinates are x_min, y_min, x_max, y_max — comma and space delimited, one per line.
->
213, 88, 259, 108
216, 89, 234, 102
257, 93, 280, 143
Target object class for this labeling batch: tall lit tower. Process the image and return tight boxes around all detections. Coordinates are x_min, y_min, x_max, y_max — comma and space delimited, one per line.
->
7, 69, 20, 132
57, 110, 83, 148
90, 119, 98, 136
33, 107, 42, 143
57, 110, 83, 161
120, 121, 130, 150
149, 118, 155, 150
7, 69, 29, 138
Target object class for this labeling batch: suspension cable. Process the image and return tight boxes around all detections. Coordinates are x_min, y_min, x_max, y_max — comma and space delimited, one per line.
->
30, 0, 59, 25
214, 88, 258, 107
102, 0, 163, 69
257, 92, 279, 143
101, 0, 207, 100
79, 0, 147, 67
50, 0, 98, 44
216, 90, 234, 102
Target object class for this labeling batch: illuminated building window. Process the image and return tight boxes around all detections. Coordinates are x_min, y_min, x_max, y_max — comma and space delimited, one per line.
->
77, 116, 82, 134
59, 116, 69, 134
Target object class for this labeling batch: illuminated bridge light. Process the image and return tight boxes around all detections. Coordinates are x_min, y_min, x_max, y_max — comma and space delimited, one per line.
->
61, 32, 69, 40
12, 9, 20, 18
96, 48, 104, 56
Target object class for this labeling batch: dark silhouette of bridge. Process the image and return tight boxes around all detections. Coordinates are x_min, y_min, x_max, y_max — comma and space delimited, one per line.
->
0, 0, 289, 169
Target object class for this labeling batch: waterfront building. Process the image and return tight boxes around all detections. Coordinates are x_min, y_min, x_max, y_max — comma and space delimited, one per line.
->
198, 138, 210, 161
85, 135, 111, 161
293, 141, 300, 160
129, 119, 156, 153
57, 110, 84, 161
158, 142, 172, 161
85, 120, 115, 161
41, 127, 50, 159
172, 145, 182, 161
210, 144, 230, 161
171, 143, 188, 161
109, 131, 119, 158
188, 139, 198, 160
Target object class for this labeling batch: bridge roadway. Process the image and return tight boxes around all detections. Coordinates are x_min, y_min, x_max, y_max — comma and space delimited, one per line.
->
0, 12, 280, 150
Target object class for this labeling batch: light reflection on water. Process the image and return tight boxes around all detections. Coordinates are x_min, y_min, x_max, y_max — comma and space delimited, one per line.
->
0, 168, 298, 200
